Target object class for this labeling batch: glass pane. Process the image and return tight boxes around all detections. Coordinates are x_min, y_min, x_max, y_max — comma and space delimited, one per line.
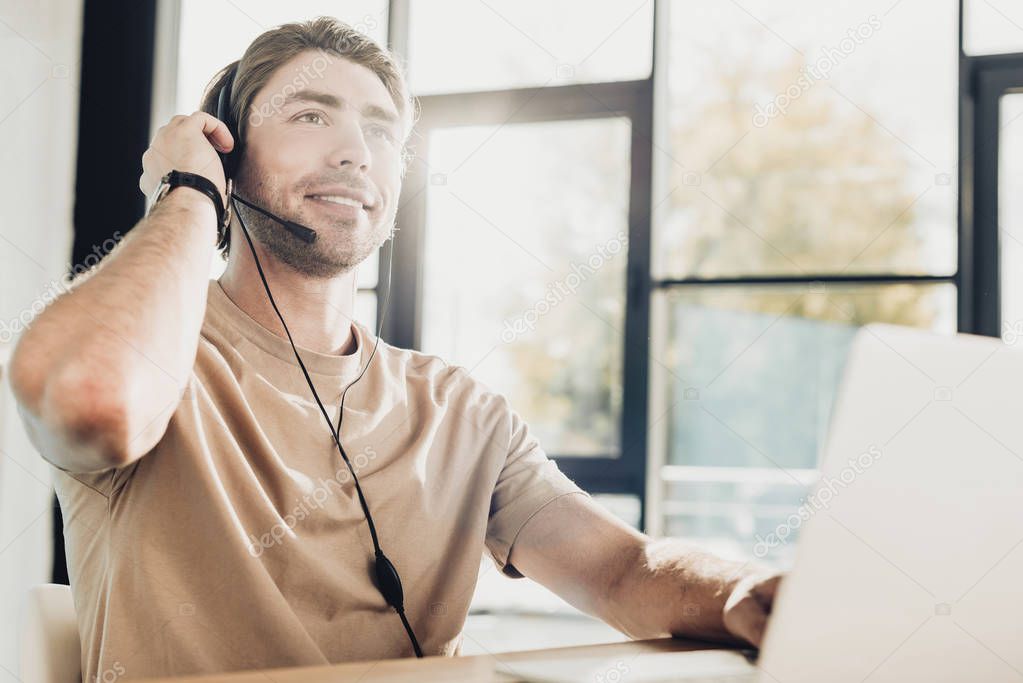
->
357, 251, 379, 289
1001, 94, 1023, 337
209, 252, 226, 280
964, 0, 1023, 56
420, 118, 631, 457
176, 1, 388, 114
356, 290, 377, 331
407, 0, 653, 94
656, 0, 957, 278
593, 493, 642, 529
652, 283, 956, 564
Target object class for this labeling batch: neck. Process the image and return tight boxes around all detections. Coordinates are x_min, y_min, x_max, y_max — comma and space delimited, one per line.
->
218, 236, 359, 357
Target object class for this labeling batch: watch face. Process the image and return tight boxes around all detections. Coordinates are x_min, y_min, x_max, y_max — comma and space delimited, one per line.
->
149, 170, 181, 214
151, 180, 170, 210
222, 177, 233, 227
148, 173, 227, 236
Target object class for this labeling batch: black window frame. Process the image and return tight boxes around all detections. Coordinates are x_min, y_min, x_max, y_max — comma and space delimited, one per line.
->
385, 0, 654, 525
959, 0, 1023, 336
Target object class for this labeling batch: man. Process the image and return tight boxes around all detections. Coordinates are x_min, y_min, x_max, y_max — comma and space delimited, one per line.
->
10, 17, 780, 680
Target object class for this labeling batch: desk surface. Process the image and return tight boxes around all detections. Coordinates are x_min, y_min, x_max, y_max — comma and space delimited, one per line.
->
142, 637, 736, 683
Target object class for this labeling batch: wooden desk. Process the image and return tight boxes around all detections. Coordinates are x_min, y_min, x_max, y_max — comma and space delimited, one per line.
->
141, 638, 737, 682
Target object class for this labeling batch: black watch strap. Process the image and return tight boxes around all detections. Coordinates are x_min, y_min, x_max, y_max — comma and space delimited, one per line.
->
155, 170, 231, 233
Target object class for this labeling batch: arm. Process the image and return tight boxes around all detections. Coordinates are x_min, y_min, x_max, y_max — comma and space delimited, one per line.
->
8, 112, 233, 473
506, 493, 781, 647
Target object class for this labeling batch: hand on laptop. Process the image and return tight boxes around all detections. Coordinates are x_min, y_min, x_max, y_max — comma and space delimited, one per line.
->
721, 571, 783, 648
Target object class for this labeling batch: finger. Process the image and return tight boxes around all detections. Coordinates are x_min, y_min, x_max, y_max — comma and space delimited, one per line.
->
724, 596, 768, 648
753, 574, 783, 611
189, 111, 234, 153
745, 607, 768, 648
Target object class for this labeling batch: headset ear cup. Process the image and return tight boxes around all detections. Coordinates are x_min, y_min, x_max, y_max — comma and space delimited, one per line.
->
221, 136, 239, 180
216, 69, 239, 180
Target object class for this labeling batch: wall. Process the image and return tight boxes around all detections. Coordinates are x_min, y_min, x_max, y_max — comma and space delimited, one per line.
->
0, 0, 84, 677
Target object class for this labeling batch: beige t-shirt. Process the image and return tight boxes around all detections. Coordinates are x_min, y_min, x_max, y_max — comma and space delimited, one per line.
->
52, 280, 588, 681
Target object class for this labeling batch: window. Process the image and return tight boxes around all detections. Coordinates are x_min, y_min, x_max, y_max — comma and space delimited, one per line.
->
646, 0, 959, 560
1000, 94, 1023, 335
649, 283, 955, 562
963, 0, 1023, 56
407, 0, 653, 94
396, 5, 655, 637
656, 0, 957, 279
419, 118, 631, 457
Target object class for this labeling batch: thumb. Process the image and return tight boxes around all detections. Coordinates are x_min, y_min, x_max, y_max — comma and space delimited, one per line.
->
724, 594, 769, 647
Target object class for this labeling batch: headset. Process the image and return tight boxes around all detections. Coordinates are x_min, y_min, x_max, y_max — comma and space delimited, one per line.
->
215, 66, 423, 658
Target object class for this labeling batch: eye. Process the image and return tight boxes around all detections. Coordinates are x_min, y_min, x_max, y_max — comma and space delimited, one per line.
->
368, 125, 396, 143
295, 111, 327, 125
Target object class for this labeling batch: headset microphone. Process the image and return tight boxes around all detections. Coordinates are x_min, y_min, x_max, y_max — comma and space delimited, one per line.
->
215, 64, 423, 658
229, 193, 318, 244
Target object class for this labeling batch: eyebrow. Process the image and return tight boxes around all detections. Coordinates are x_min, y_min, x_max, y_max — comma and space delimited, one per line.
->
279, 89, 400, 127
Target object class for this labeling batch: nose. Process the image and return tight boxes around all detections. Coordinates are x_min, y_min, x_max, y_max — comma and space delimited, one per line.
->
327, 117, 371, 172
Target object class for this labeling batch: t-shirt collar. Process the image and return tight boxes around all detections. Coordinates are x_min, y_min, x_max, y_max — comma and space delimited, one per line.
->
206, 279, 368, 377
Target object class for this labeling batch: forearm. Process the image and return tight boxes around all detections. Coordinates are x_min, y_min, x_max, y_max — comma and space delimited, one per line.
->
605, 537, 750, 643
10, 189, 218, 469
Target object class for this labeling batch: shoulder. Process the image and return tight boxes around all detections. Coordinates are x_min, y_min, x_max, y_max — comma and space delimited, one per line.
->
370, 333, 512, 424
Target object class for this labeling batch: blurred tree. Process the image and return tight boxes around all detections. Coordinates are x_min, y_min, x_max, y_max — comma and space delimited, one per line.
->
483, 53, 942, 464
494, 119, 630, 456
662, 53, 937, 327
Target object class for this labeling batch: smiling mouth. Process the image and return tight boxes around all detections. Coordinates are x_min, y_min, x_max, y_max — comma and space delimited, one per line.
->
307, 195, 372, 211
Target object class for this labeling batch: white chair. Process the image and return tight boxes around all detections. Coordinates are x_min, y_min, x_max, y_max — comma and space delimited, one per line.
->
20, 584, 81, 683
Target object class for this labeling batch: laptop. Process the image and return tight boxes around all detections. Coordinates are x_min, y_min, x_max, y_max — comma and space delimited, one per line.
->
498, 323, 1023, 682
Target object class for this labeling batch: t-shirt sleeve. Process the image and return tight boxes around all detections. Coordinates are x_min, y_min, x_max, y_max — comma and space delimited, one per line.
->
484, 396, 591, 578
11, 396, 138, 499
49, 458, 139, 499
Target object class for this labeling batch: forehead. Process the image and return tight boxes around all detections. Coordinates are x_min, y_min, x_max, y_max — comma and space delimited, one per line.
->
253, 50, 400, 120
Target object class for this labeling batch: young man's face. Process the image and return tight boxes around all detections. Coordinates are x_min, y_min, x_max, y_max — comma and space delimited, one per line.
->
234, 50, 404, 278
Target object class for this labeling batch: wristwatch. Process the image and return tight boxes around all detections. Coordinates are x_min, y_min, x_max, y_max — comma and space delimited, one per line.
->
150, 170, 232, 236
